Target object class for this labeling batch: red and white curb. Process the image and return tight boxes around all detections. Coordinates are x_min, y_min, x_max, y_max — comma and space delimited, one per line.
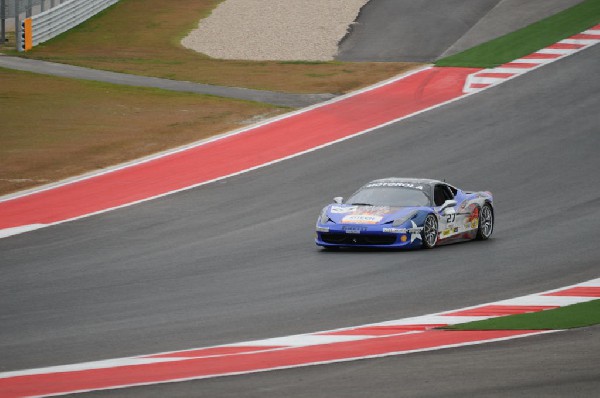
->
1, 278, 598, 397
464, 24, 600, 93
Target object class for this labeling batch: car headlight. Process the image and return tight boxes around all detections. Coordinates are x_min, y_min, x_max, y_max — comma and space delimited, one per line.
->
392, 211, 417, 227
319, 208, 332, 224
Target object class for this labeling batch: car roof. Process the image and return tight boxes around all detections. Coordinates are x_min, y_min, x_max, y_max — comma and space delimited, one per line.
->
366, 177, 444, 187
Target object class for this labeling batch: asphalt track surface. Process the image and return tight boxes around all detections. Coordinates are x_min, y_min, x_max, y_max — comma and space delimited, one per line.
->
2, 42, 599, 398
337, 0, 584, 62
0, 56, 333, 108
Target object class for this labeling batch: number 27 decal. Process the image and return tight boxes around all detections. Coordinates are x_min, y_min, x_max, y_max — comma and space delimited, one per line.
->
446, 213, 456, 223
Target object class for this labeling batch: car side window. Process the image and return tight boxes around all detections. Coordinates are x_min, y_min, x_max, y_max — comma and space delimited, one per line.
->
434, 184, 454, 206
434, 185, 446, 206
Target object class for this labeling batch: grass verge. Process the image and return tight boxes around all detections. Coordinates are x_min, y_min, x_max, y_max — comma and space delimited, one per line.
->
436, 0, 600, 68
443, 300, 600, 330
6, 0, 418, 94
0, 68, 287, 196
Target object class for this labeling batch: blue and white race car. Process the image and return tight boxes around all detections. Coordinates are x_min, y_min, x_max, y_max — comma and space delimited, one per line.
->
315, 178, 493, 250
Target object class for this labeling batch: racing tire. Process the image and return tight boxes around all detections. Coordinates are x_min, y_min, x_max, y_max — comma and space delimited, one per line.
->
422, 214, 438, 249
476, 203, 494, 240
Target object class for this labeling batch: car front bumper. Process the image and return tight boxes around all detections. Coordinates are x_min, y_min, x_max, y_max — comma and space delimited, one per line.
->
315, 223, 423, 249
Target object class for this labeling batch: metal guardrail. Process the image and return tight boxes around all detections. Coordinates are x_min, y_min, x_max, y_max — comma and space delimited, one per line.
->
30, 0, 119, 47
17, 0, 119, 51
2, 0, 57, 43
7, 1, 54, 18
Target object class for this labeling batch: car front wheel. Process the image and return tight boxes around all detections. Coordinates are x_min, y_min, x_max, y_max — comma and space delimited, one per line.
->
422, 214, 438, 249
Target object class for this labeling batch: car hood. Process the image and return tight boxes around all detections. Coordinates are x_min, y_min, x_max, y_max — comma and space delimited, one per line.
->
325, 204, 425, 225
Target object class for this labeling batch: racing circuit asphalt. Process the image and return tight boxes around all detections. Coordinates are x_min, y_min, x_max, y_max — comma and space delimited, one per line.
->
1, 44, 599, 397
337, 0, 585, 62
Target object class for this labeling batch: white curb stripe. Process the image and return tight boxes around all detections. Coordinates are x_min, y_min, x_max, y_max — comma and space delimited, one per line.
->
575, 278, 600, 287
494, 295, 596, 307
510, 57, 557, 64
376, 315, 492, 326
0, 224, 47, 238
487, 67, 534, 74
536, 48, 577, 55
560, 38, 597, 45
467, 77, 507, 84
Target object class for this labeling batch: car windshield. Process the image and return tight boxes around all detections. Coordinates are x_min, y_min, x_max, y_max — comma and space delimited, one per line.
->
346, 186, 430, 207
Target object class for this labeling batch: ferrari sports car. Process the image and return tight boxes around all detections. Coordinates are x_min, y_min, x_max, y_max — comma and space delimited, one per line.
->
315, 178, 493, 249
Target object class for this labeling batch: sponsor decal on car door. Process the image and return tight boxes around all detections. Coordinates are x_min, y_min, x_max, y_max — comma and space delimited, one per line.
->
439, 203, 460, 238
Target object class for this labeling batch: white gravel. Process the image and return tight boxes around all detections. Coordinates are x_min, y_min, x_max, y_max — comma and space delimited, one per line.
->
181, 0, 369, 61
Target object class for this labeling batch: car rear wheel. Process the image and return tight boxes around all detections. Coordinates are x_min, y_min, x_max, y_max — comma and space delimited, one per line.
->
476, 203, 493, 240
422, 214, 438, 249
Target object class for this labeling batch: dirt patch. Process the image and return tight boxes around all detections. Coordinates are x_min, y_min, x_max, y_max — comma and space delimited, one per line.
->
0, 68, 285, 196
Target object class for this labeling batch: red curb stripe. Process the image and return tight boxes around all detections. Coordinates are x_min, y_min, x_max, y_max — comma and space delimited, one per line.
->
543, 287, 600, 297
443, 305, 559, 317
318, 324, 448, 335
501, 62, 538, 68
0, 330, 538, 398
570, 33, 600, 40
470, 83, 492, 89
0, 67, 478, 231
549, 42, 585, 49
474, 72, 515, 78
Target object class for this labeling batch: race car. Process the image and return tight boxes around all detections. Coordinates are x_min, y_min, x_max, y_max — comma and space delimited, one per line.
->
315, 178, 493, 250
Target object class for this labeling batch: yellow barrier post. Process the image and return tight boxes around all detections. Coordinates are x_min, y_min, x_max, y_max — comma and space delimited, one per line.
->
23, 17, 33, 51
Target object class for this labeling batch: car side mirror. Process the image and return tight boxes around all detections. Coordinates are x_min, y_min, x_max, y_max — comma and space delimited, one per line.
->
333, 196, 343, 204
440, 199, 457, 212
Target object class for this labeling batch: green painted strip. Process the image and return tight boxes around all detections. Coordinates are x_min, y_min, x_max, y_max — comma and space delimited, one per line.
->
436, 0, 600, 68
443, 299, 600, 330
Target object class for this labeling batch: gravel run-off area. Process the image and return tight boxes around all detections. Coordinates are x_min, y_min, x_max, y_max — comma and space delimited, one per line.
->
182, 0, 369, 61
